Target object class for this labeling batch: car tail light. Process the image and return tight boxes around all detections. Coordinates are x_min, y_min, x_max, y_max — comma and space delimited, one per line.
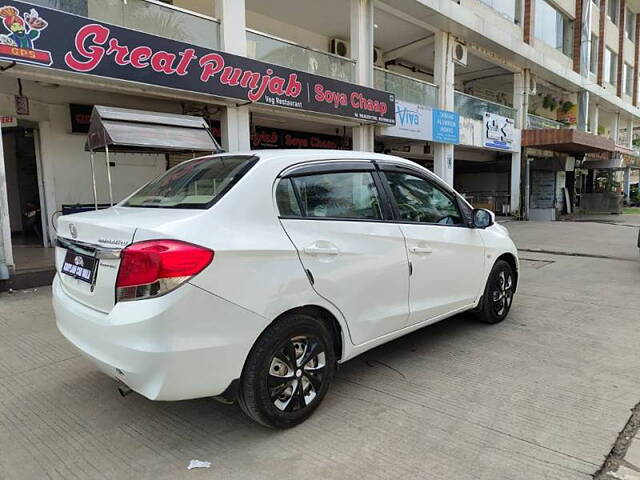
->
116, 240, 214, 302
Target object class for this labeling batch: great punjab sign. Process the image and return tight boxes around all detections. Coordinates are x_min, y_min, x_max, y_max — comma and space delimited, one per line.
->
0, 1, 395, 124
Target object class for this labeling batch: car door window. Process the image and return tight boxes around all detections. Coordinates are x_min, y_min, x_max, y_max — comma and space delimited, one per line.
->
384, 171, 462, 225
291, 172, 383, 220
275, 178, 303, 217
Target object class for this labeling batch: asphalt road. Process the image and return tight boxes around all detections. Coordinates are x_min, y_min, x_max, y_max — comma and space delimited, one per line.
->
1, 220, 639, 479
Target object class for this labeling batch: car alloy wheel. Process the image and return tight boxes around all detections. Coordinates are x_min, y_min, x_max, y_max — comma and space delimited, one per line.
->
269, 335, 326, 412
491, 270, 514, 318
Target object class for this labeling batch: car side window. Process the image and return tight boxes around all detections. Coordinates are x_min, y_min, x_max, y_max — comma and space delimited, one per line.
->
275, 178, 302, 217
290, 171, 383, 220
384, 171, 463, 225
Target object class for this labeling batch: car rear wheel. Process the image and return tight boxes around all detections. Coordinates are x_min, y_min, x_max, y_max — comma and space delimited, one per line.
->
238, 313, 336, 429
475, 259, 515, 324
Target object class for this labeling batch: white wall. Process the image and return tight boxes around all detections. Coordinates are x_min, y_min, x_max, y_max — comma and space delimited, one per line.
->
246, 10, 331, 51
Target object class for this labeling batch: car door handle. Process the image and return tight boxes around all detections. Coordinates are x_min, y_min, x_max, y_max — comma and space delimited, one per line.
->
303, 245, 340, 255
410, 246, 433, 254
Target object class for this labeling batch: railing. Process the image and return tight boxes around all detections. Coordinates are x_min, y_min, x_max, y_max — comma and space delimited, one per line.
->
31, 0, 221, 49
454, 91, 515, 121
526, 114, 565, 129
374, 68, 438, 108
247, 30, 355, 82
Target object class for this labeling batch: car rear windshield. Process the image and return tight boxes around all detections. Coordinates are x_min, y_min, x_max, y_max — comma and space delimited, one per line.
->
123, 155, 257, 209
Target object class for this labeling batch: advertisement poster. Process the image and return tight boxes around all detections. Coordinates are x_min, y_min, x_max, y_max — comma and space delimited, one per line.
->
380, 100, 459, 144
484, 111, 515, 150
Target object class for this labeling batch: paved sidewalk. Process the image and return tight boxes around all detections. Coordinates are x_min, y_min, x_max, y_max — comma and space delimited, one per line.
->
506, 220, 639, 260
1, 223, 640, 479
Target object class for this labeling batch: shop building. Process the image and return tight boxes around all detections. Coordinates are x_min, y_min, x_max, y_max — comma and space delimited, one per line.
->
1, 0, 640, 285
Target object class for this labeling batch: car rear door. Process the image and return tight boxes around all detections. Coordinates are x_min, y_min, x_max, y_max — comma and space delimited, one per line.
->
378, 164, 485, 325
276, 161, 410, 345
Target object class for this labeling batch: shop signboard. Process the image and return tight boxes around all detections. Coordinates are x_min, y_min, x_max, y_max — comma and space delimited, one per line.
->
251, 126, 345, 149
69, 104, 92, 133
483, 112, 515, 150
0, 115, 17, 127
380, 100, 459, 144
432, 109, 459, 144
0, 1, 395, 125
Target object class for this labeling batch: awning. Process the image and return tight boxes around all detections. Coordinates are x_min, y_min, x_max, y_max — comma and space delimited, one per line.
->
86, 106, 221, 153
521, 128, 615, 154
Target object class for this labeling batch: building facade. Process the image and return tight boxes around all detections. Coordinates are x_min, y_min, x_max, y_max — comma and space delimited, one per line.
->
0, 0, 639, 277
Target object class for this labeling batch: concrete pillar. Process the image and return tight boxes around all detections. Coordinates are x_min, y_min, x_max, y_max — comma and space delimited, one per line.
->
216, 0, 251, 152
626, 118, 634, 148
511, 70, 528, 215
350, 0, 375, 151
433, 32, 455, 185
623, 167, 631, 203
577, 90, 589, 132
613, 112, 620, 144
0, 123, 13, 272
589, 102, 599, 134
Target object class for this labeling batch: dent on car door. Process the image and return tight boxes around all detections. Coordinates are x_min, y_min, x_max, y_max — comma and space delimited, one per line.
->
276, 167, 410, 345
381, 169, 485, 325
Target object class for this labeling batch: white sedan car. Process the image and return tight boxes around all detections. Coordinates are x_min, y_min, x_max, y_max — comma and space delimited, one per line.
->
53, 150, 518, 428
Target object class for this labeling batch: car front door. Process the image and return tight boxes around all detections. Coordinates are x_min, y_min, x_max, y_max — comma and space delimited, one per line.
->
276, 162, 410, 345
379, 166, 485, 325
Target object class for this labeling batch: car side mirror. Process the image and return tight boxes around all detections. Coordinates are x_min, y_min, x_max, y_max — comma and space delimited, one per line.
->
472, 208, 495, 229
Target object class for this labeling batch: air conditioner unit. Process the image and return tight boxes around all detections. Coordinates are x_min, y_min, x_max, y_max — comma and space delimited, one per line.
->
373, 47, 384, 67
330, 38, 350, 58
451, 39, 467, 67
528, 76, 537, 96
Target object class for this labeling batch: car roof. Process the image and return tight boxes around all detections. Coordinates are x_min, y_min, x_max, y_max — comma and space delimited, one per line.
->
213, 149, 440, 178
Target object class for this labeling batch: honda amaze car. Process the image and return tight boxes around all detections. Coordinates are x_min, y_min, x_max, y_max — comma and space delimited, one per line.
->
53, 150, 518, 429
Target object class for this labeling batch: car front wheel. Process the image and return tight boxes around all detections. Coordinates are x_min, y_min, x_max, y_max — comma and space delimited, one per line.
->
476, 259, 515, 324
238, 313, 336, 429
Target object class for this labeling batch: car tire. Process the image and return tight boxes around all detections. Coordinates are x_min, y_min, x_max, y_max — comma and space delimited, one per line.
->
475, 259, 515, 324
238, 312, 336, 429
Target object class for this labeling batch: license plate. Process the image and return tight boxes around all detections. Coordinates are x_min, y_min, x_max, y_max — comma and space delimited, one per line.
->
61, 250, 98, 284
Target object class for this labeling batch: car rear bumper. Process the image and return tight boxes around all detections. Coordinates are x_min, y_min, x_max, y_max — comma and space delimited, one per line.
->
52, 275, 266, 401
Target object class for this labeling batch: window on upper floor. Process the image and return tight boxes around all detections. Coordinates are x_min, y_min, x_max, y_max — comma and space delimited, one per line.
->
590, 34, 599, 74
478, 0, 518, 23
535, 0, 574, 56
603, 47, 618, 85
624, 62, 634, 95
608, 0, 619, 25
626, 8, 636, 40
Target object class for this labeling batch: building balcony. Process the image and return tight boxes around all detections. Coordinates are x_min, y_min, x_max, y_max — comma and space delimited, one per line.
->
526, 114, 565, 129
374, 68, 438, 108
246, 30, 355, 82
454, 91, 515, 121
38, 0, 221, 49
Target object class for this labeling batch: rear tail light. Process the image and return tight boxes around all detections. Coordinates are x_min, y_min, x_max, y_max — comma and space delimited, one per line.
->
116, 240, 214, 302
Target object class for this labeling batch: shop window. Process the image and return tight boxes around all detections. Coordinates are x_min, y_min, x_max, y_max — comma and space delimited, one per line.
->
535, 0, 574, 56
603, 47, 618, 85
589, 34, 599, 74
608, 0, 619, 25
626, 8, 636, 40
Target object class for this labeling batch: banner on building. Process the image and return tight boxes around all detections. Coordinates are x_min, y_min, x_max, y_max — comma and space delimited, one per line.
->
483, 112, 516, 150
379, 101, 459, 144
0, 1, 395, 125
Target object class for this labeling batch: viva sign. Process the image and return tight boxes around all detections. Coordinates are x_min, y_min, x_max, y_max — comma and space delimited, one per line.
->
0, 0, 395, 124
381, 101, 459, 144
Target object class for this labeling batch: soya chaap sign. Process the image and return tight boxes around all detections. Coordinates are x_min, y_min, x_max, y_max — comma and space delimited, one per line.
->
0, 1, 395, 125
